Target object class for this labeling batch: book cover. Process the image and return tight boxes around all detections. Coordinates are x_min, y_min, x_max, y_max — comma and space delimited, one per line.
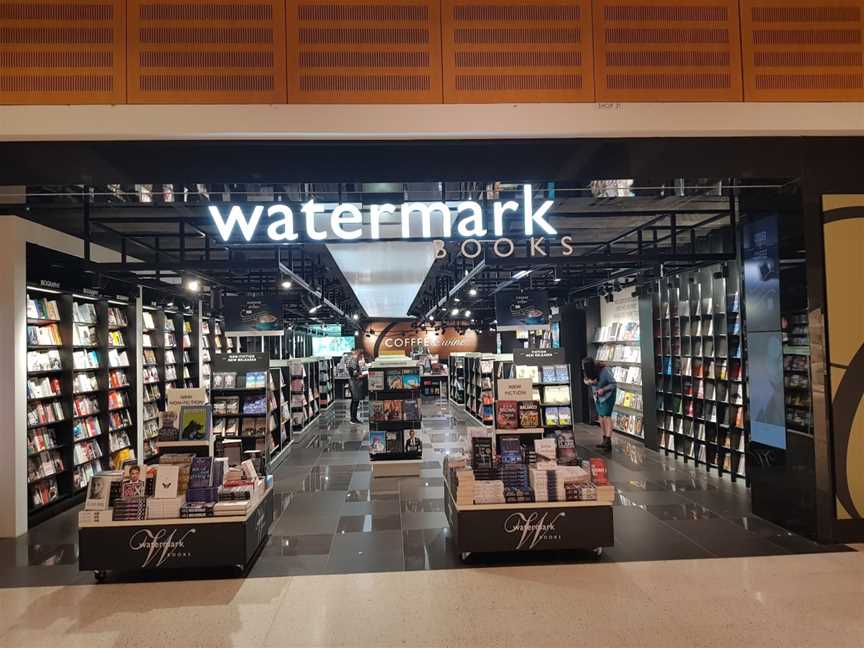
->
533, 438, 557, 464
368, 371, 385, 391
370, 401, 385, 422
121, 478, 146, 499
180, 405, 210, 440
589, 458, 609, 485
386, 371, 403, 390
154, 464, 180, 499
384, 399, 403, 421
369, 431, 386, 453
542, 366, 558, 383
556, 430, 578, 464
403, 399, 420, 421
472, 436, 494, 469
544, 407, 559, 426
499, 436, 523, 464
402, 372, 420, 389
385, 431, 401, 453
519, 401, 540, 428
495, 400, 519, 429
554, 365, 570, 382
189, 456, 214, 489
558, 407, 572, 425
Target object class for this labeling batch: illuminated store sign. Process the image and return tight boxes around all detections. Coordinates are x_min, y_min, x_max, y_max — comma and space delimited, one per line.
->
208, 184, 556, 243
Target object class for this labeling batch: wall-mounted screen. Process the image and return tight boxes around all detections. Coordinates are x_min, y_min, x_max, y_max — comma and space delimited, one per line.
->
312, 336, 355, 357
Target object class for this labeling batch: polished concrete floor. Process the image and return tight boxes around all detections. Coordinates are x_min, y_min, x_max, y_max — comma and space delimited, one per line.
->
2, 398, 848, 587
3, 551, 864, 647
2, 400, 862, 646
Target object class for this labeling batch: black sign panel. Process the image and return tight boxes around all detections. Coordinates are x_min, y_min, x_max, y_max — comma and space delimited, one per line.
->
446, 494, 613, 553
495, 290, 549, 330
513, 347, 566, 366
78, 490, 274, 572
212, 351, 270, 374
224, 295, 283, 333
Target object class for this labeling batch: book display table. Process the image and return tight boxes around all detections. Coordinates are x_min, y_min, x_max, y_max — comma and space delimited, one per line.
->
444, 480, 613, 559
79, 487, 273, 581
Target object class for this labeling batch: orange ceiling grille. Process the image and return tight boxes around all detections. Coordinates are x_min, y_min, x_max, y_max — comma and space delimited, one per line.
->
128, 0, 287, 104
593, 0, 743, 101
0, 0, 125, 104
287, 0, 442, 103
742, 0, 864, 100
442, 0, 594, 102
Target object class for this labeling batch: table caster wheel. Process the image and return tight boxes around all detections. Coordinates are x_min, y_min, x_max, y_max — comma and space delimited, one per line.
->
460, 552, 471, 561
94, 570, 107, 583
592, 547, 603, 559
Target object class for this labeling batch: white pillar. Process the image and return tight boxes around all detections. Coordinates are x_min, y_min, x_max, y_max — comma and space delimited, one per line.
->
0, 218, 29, 537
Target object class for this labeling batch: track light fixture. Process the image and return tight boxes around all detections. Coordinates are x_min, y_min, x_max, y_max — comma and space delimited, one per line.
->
469, 288, 477, 297
185, 278, 200, 293
352, 313, 359, 320
281, 279, 292, 290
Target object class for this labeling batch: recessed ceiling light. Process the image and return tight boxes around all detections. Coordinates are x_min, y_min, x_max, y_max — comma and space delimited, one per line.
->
451, 308, 459, 316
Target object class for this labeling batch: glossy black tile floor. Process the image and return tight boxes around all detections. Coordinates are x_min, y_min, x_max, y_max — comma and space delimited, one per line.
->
0, 399, 850, 586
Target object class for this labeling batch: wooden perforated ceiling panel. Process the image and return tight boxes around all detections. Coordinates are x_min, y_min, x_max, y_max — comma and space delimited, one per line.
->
0, 0, 125, 104
742, 0, 864, 100
593, 0, 742, 101
128, 0, 286, 103
287, 0, 442, 103
442, 0, 593, 102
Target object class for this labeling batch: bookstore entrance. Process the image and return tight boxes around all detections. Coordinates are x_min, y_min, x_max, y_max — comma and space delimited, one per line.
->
0, 137, 862, 583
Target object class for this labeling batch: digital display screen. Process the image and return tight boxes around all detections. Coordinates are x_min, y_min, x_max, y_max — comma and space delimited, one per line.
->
312, 336, 355, 357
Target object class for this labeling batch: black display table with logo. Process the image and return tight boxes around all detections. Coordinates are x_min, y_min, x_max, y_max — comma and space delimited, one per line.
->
444, 481, 613, 559
79, 487, 273, 581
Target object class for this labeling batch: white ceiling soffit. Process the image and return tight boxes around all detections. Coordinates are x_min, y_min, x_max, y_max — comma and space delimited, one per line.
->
327, 241, 437, 319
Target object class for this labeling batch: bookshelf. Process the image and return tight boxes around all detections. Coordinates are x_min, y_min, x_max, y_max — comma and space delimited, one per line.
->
163, 311, 179, 395
211, 352, 270, 458
26, 287, 139, 521
367, 358, 423, 473
141, 306, 163, 461
181, 312, 198, 388
653, 265, 747, 480
592, 320, 643, 439
449, 353, 466, 404
464, 353, 495, 425
201, 317, 212, 389
782, 310, 812, 436
285, 357, 322, 435
318, 357, 335, 409
512, 348, 573, 434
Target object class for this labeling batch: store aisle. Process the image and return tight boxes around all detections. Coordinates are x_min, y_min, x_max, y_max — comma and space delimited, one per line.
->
0, 399, 849, 588
251, 399, 849, 578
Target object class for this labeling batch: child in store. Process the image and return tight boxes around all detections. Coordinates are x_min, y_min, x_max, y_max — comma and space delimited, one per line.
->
582, 357, 617, 452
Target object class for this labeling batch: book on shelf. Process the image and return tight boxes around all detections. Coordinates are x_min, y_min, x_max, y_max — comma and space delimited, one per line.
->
403, 399, 420, 421
383, 399, 403, 421
27, 349, 62, 372
386, 371, 404, 390
27, 296, 61, 321
369, 431, 386, 453
495, 400, 519, 429
518, 401, 540, 427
